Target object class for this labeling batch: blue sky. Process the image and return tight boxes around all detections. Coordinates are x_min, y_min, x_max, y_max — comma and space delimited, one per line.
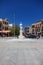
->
0, 0, 43, 28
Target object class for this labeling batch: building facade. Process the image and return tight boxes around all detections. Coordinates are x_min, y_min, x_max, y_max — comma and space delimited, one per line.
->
31, 20, 43, 37
24, 26, 29, 36
24, 20, 43, 38
0, 18, 10, 37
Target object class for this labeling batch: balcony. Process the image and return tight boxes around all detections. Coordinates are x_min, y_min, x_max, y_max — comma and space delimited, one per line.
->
32, 25, 35, 28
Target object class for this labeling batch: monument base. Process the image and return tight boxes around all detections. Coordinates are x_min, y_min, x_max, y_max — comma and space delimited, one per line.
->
19, 35, 24, 39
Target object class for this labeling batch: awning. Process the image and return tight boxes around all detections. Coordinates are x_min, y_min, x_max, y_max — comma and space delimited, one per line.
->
0, 30, 10, 33
2, 30, 10, 33
0, 31, 2, 33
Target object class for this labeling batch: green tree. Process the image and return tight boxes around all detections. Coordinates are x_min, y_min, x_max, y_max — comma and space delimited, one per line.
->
10, 25, 20, 36
15, 25, 20, 36
10, 25, 15, 35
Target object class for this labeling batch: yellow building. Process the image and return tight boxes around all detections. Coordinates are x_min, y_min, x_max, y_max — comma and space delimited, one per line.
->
32, 20, 43, 37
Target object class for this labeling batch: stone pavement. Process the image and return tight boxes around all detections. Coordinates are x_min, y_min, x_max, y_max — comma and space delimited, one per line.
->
0, 38, 43, 65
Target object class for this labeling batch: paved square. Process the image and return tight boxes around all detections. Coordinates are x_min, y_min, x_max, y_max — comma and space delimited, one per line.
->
0, 38, 43, 65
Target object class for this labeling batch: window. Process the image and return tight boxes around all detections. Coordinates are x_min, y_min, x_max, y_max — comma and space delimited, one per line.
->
41, 21, 43, 24
32, 29, 34, 33
41, 32, 43, 37
27, 30, 29, 32
3, 21, 8, 25
0, 23, 2, 28
0, 28, 2, 31
5, 27, 8, 30
32, 25, 35, 28
42, 26, 43, 31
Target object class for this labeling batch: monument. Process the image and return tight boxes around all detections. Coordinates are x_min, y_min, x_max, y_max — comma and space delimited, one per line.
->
14, 22, 34, 42
19, 22, 24, 39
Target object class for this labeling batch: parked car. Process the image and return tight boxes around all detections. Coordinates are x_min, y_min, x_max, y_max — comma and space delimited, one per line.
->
25, 34, 37, 38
